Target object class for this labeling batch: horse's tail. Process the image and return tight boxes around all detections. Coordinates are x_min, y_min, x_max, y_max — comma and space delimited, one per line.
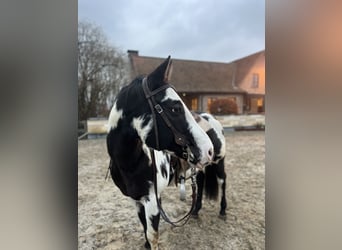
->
204, 164, 219, 200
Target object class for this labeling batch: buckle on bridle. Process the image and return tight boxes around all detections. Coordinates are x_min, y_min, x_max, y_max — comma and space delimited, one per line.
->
154, 104, 163, 114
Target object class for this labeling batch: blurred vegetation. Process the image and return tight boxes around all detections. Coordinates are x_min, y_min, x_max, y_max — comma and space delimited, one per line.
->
78, 21, 128, 122
209, 98, 238, 115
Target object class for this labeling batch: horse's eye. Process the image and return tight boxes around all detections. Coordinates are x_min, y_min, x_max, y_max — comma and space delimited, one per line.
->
171, 106, 182, 113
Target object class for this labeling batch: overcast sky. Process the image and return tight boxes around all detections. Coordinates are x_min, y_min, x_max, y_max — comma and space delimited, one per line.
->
78, 0, 264, 63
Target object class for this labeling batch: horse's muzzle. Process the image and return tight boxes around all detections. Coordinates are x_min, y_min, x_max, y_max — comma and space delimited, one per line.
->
188, 143, 213, 166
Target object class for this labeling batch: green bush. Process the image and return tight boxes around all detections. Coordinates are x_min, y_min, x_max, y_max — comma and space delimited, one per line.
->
209, 98, 238, 115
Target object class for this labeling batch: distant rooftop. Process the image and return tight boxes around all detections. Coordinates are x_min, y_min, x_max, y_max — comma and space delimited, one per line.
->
127, 50, 260, 93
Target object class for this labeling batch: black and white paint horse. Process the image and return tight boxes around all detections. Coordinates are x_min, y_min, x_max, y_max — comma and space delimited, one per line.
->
106, 57, 213, 249
177, 112, 227, 217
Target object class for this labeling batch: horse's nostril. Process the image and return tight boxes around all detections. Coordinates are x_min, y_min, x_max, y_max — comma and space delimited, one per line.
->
208, 148, 213, 157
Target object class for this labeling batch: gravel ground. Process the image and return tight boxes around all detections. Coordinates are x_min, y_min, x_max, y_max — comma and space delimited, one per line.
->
78, 131, 265, 250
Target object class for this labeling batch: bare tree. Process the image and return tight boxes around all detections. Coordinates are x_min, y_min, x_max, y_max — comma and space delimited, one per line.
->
78, 21, 128, 122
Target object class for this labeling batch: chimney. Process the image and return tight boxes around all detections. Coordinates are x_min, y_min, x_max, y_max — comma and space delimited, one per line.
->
127, 50, 139, 56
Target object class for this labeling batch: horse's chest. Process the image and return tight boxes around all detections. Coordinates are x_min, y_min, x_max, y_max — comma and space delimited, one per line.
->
153, 151, 172, 193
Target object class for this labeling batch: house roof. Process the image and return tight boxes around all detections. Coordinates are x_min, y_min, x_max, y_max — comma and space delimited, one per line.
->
231, 50, 265, 86
128, 51, 246, 94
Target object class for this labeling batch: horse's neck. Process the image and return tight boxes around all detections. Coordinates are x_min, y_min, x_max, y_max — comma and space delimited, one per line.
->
112, 124, 147, 164
112, 120, 172, 178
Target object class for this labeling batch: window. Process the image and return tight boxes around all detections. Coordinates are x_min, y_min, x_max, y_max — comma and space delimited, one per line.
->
191, 98, 198, 111
257, 98, 264, 113
207, 97, 217, 112
252, 73, 259, 88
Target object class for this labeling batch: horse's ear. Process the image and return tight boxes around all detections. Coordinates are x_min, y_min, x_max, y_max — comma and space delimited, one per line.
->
148, 56, 173, 86
164, 57, 173, 83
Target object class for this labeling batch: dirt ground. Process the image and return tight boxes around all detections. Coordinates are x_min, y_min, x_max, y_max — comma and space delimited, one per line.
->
78, 131, 265, 250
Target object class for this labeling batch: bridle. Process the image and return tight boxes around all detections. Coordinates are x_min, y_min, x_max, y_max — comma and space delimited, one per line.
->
142, 77, 197, 227
142, 77, 192, 160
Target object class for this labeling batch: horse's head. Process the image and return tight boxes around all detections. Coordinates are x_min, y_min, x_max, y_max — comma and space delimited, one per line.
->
193, 112, 226, 164
109, 56, 213, 166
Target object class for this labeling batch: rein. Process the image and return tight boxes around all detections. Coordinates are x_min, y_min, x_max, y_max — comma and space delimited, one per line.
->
142, 77, 197, 227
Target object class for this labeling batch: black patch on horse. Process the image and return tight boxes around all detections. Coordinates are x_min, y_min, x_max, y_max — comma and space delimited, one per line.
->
107, 127, 152, 201
205, 128, 222, 160
160, 162, 168, 178
201, 114, 210, 121
204, 164, 219, 200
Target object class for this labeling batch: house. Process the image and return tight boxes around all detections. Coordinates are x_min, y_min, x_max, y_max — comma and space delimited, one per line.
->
232, 51, 265, 113
127, 50, 265, 114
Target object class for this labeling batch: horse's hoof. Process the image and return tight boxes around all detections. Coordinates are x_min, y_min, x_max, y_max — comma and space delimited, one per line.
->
144, 241, 151, 249
191, 213, 199, 219
218, 213, 226, 220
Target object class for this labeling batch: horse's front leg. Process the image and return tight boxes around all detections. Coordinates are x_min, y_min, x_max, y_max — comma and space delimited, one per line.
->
192, 170, 205, 217
143, 193, 160, 250
135, 202, 151, 249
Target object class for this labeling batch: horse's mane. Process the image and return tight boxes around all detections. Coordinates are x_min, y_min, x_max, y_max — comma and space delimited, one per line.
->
119, 76, 143, 95
116, 76, 145, 110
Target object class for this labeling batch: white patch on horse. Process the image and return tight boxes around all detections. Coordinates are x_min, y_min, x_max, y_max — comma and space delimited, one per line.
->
162, 88, 214, 164
217, 177, 224, 185
143, 191, 160, 249
142, 144, 152, 164
132, 116, 152, 142
197, 116, 212, 133
154, 151, 170, 191
108, 102, 123, 130
141, 164, 171, 250
131, 116, 153, 164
